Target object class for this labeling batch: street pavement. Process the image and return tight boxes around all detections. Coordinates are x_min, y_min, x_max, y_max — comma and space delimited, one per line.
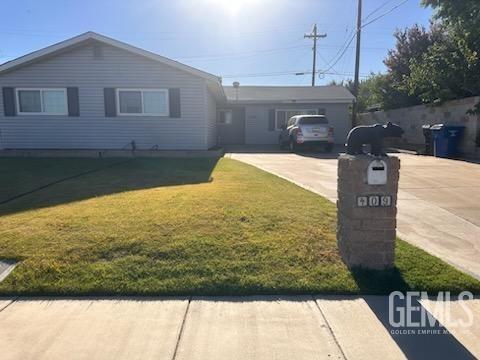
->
228, 150, 480, 280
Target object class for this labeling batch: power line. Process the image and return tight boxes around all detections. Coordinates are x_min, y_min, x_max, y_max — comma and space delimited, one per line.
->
176, 45, 309, 60
319, 0, 411, 74
362, 0, 411, 28
339, 41, 354, 81
223, 70, 302, 78
0, 24, 312, 39
317, 52, 339, 75
362, 0, 397, 22
221, 69, 370, 79
290, 47, 313, 85
319, 32, 357, 74
1, 40, 388, 65
326, 30, 356, 66
176, 43, 387, 63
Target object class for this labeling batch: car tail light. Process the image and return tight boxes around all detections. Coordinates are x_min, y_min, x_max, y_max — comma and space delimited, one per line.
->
296, 128, 304, 143
328, 127, 334, 143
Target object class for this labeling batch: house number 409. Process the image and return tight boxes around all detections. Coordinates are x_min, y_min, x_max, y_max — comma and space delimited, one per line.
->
356, 195, 392, 208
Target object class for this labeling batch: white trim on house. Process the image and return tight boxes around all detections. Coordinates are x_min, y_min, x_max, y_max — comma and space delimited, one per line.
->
240, 99, 353, 105
15, 88, 68, 116
274, 109, 318, 130
115, 88, 170, 117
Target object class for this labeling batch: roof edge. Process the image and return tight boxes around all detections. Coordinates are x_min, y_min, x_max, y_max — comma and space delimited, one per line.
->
222, 85, 355, 103
226, 99, 354, 104
0, 31, 222, 85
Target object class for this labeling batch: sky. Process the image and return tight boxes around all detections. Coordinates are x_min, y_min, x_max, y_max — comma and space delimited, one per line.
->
0, 0, 432, 86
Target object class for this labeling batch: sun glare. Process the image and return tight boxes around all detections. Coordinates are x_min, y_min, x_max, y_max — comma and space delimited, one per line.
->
205, 0, 260, 16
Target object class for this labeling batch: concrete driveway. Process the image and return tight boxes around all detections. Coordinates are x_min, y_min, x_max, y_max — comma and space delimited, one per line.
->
228, 149, 480, 280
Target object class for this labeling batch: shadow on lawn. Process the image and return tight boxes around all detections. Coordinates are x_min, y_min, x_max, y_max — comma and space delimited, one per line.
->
350, 266, 411, 295
0, 157, 219, 216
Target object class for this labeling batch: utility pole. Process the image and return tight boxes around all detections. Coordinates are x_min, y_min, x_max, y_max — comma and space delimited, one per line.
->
352, 0, 362, 128
304, 24, 326, 87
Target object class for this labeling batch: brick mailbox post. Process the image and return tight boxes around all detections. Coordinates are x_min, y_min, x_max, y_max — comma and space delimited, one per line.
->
337, 154, 400, 270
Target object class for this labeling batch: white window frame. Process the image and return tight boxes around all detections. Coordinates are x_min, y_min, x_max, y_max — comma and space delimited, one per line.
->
275, 109, 317, 130
16, 88, 68, 115
116, 88, 169, 116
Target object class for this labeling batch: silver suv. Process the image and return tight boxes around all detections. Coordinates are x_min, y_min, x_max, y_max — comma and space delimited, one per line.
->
279, 115, 334, 152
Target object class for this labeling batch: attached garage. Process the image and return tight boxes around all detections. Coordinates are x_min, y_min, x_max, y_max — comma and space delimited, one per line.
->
221, 85, 355, 145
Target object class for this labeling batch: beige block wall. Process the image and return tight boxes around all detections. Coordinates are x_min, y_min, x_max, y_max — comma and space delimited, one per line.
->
337, 154, 400, 270
358, 96, 480, 156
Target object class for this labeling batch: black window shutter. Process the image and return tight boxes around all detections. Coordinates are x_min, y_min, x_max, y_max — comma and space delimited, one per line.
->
67, 87, 80, 116
169, 88, 181, 118
2, 87, 15, 116
268, 109, 275, 131
104, 88, 116, 117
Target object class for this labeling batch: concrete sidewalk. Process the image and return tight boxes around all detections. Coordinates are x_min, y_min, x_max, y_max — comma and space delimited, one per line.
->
228, 152, 480, 280
0, 296, 479, 360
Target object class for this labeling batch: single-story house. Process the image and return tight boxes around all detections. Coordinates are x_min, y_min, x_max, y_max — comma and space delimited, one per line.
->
0, 32, 354, 151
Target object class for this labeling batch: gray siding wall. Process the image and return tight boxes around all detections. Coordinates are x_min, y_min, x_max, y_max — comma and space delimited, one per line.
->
0, 42, 210, 150
205, 89, 217, 148
244, 103, 351, 145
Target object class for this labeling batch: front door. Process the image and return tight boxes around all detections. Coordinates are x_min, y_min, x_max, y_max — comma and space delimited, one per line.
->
217, 107, 245, 145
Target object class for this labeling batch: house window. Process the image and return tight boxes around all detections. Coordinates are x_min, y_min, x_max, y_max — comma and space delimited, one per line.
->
217, 110, 233, 125
116, 89, 169, 116
16, 88, 68, 115
275, 109, 317, 130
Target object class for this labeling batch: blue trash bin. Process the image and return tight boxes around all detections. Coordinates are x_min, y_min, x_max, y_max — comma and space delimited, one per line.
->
430, 124, 465, 158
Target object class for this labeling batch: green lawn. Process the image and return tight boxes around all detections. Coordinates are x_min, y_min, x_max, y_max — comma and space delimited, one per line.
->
0, 157, 479, 296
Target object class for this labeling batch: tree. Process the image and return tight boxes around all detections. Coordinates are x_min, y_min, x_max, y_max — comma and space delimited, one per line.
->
384, 24, 440, 83
349, 24, 442, 112
421, 0, 480, 33
407, 35, 475, 104
337, 74, 393, 113
352, 75, 383, 112
409, 0, 480, 108
333, 1, 480, 113
382, 24, 442, 109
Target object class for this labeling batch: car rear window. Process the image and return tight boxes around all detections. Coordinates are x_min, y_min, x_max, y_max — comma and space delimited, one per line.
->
299, 117, 328, 125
